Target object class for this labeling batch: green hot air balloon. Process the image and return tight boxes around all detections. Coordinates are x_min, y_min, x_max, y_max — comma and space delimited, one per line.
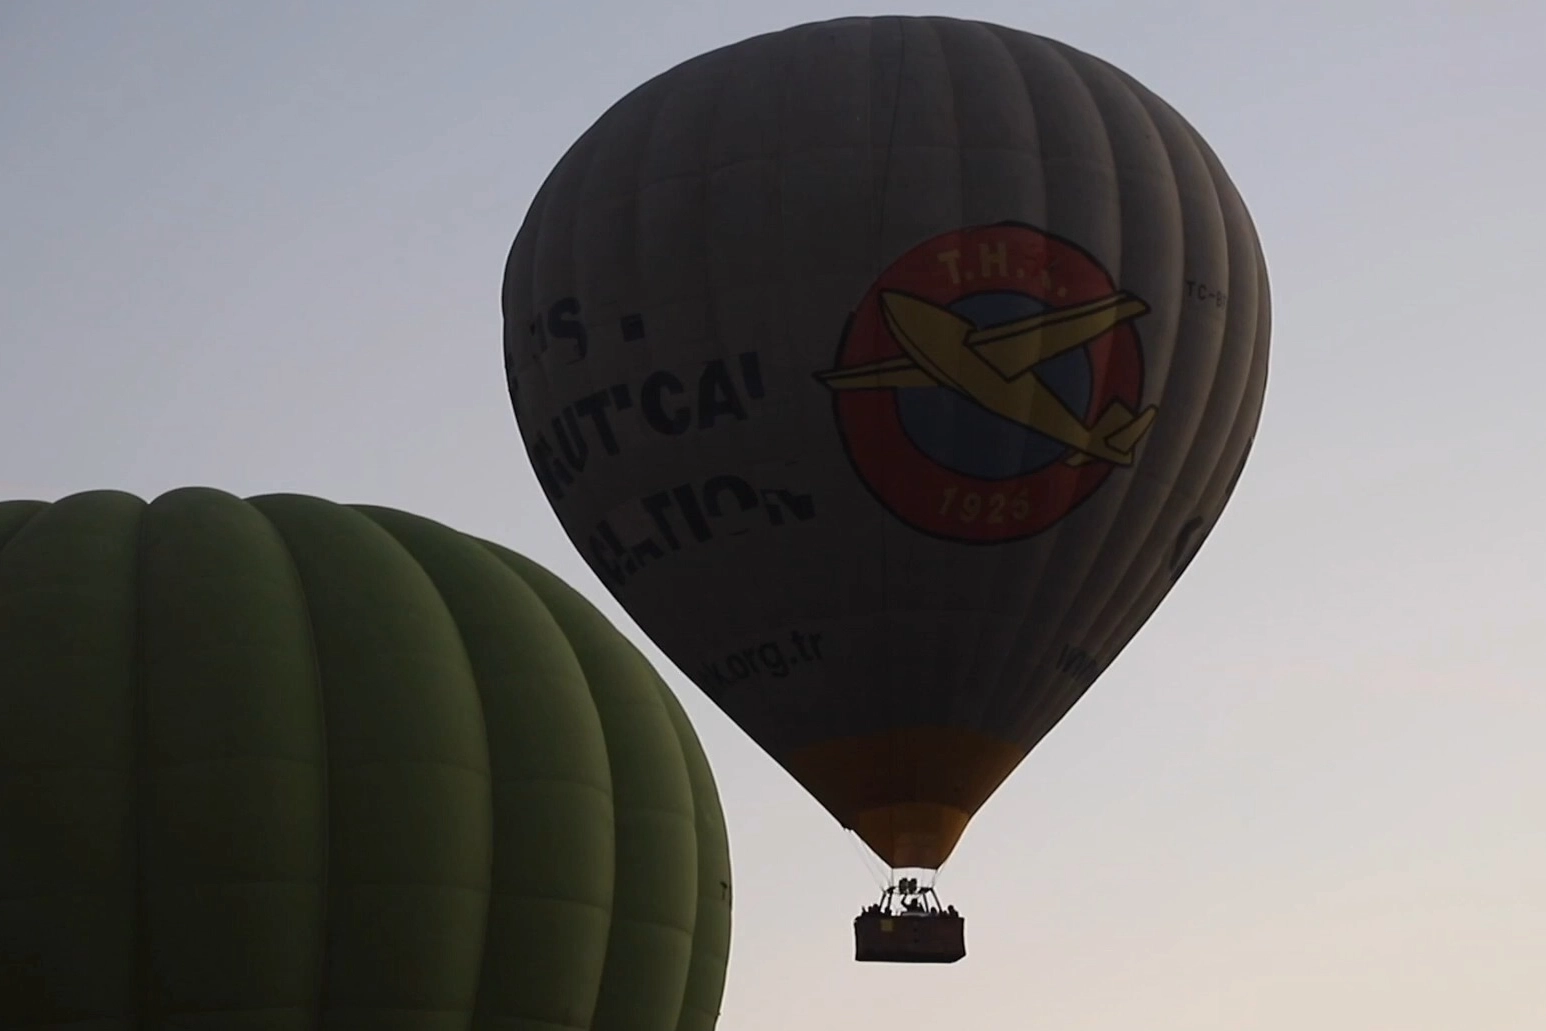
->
0, 489, 730, 1029
503, 15, 1268, 953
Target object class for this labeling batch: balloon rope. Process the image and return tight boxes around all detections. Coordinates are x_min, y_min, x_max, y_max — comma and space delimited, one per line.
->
847, 830, 891, 890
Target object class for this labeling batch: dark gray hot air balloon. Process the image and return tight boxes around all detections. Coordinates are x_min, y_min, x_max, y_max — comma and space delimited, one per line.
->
503, 15, 1268, 956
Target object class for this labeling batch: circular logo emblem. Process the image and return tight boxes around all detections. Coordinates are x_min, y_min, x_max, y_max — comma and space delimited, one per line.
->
817, 223, 1157, 543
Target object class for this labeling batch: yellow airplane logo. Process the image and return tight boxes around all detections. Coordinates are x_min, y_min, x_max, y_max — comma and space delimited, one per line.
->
817, 290, 1159, 466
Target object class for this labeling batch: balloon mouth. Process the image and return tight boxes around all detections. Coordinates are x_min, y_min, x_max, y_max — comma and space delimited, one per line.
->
853, 803, 972, 869
780, 727, 1027, 869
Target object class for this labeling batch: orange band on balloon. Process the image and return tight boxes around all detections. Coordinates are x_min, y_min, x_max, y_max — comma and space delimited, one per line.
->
781, 726, 1026, 869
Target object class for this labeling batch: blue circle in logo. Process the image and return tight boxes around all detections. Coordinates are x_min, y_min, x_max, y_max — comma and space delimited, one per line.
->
895, 291, 1093, 480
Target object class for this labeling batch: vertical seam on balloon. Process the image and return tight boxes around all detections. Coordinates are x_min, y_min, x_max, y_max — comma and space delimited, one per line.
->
521, 183, 563, 514
774, 26, 792, 577
950, 18, 1021, 753
559, 133, 613, 537
747, 25, 797, 663
873, 14, 906, 870
990, 26, 1057, 745
357, 507, 496, 1025
1025, 43, 1149, 742
674, 681, 733, 992
960, 27, 1056, 734
948, 19, 997, 734
1007, 60, 1174, 745
475, 538, 618, 1030
956, 23, 1049, 738
653, 673, 703, 1031
560, 78, 674, 578
1008, 49, 1189, 743
1078, 104, 1256, 681
625, 80, 677, 473
523, 138, 609, 556
704, 51, 731, 399
874, 16, 906, 273
930, 13, 971, 861
539, 592, 695, 1029
964, 36, 1124, 740
931, 15, 960, 742
1097, 148, 1268, 659
691, 52, 737, 680
131, 495, 151, 1023
499, 545, 633, 1027
1001, 37, 1100, 727
251, 498, 333, 1021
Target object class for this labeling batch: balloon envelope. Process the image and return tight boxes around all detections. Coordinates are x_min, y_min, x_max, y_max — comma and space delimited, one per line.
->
504, 16, 1269, 870
0, 489, 730, 1031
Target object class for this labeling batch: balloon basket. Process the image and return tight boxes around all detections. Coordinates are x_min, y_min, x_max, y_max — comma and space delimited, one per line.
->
853, 881, 966, 964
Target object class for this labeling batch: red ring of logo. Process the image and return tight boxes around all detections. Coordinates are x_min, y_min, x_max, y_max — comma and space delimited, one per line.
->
822, 223, 1149, 543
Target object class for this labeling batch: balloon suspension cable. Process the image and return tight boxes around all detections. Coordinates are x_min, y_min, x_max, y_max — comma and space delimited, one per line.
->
846, 830, 891, 891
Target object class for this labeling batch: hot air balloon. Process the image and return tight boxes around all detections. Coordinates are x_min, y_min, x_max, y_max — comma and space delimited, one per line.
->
503, 15, 1268, 961
0, 489, 730, 1029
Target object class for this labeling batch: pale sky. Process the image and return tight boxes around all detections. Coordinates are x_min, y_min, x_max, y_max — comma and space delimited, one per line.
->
2, 2, 1543, 1029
